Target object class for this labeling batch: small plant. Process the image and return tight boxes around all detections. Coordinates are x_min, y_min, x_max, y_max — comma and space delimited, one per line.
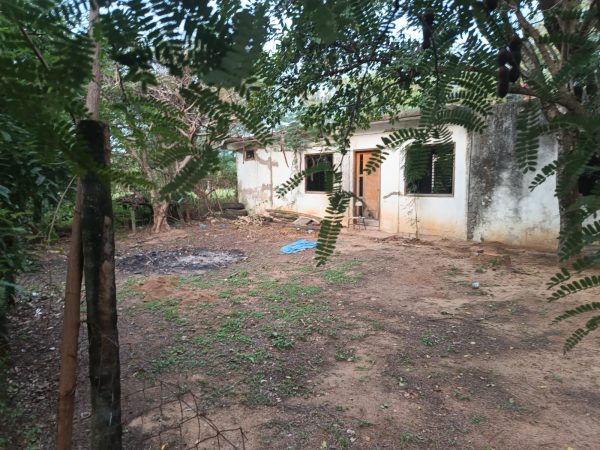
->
323, 267, 358, 284
118, 276, 143, 300
335, 404, 345, 412
454, 391, 472, 401
218, 289, 233, 299
475, 265, 486, 273
350, 332, 368, 340
469, 414, 487, 425
240, 348, 271, 364
226, 271, 250, 287
421, 331, 443, 347
370, 320, 385, 331
143, 297, 181, 322
335, 344, 357, 362
178, 274, 212, 289
548, 372, 563, 383
230, 295, 245, 305
271, 334, 294, 349
355, 418, 373, 428
399, 430, 416, 447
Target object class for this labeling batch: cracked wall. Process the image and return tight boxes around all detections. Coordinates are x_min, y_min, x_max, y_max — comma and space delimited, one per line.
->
467, 102, 559, 249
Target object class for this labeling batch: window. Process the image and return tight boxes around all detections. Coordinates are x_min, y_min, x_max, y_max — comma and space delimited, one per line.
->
244, 149, 255, 161
405, 142, 454, 194
305, 153, 333, 192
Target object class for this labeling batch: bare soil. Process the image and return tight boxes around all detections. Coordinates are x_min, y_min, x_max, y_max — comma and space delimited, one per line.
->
2, 219, 599, 449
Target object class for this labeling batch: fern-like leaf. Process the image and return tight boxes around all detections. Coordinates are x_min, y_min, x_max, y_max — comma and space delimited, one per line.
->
548, 274, 600, 301
563, 316, 600, 353
553, 302, 600, 323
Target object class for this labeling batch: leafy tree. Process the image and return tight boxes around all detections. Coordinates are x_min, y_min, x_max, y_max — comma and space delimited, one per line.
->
2, 0, 271, 447
258, 0, 600, 350
104, 71, 247, 232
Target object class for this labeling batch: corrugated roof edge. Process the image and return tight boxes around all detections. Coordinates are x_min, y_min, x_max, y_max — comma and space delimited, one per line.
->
223, 110, 422, 151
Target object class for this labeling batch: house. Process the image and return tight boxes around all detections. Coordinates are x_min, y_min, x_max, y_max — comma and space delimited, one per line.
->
226, 102, 560, 249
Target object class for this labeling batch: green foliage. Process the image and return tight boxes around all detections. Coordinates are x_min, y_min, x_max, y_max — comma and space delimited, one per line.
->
2, 0, 273, 311
262, 0, 600, 353
515, 101, 542, 173
562, 316, 600, 353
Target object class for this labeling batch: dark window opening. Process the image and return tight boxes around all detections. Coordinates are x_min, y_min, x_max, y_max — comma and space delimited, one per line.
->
305, 153, 333, 192
405, 142, 454, 195
579, 154, 600, 196
244, 149, 255, 161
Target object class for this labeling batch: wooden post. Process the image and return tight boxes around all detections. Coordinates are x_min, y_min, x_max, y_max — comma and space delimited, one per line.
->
129, 207, 136, 233
56, 182, 83, 450
79, 120, 122, 450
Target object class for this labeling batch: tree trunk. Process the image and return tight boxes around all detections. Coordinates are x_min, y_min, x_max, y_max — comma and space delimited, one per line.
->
3, 271, 16, 307
56, 182, 83, 450
556, 128, 581, 252
79, 120, 122, 450
85, 7, 101, 120
129, 207, 136, 233
152, 198, 171, 233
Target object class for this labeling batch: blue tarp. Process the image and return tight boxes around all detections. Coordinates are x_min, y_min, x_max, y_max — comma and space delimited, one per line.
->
280, 239, 318, 254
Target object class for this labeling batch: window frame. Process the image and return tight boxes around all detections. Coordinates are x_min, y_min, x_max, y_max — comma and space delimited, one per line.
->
404, 142, 456, 197
304, 152, 334, 194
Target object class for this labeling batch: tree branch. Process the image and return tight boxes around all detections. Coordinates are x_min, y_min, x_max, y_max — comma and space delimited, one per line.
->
514, 7, 559, 75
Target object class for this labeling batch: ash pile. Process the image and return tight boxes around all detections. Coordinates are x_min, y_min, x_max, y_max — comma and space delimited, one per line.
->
116, 247, 245, 274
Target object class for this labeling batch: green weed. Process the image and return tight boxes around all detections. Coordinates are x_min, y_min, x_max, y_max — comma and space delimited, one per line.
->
469, 414, 488, 425
454, 391, 472, 401
218, 289, 234, 299
118, 276, 143, 300
399, 431, 417, 447
421, 331, 444, 347
226, 271, 250, 287
143, 297, 181, 322
178, 274, 212, 289
335, 344, 357, 362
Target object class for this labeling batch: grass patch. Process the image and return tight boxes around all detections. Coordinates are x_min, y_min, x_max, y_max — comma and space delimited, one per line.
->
370, 320, 385, 331
178, 274, 213, 289
454, 391, 472, 401
421, 331, 445, 347
225, 270, 250, 287
322, 268, 357, 284
399, 430, 417, 447
143, 297, 183, 323
218, 289, 234, 299
469, 414, 488, 425
335, 343, 357, 362
118, 276, 143, 300
355, 418, 373, 428
270, 332, 294, 349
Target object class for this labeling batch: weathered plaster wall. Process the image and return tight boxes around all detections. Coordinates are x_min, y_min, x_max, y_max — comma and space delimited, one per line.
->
235, 104, 559, 249
236, 145, 346, 218
349, 120, 470, 239
467, 102, 559, 249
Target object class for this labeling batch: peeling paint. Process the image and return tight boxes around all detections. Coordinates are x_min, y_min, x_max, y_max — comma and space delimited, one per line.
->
235, 106, 560, 249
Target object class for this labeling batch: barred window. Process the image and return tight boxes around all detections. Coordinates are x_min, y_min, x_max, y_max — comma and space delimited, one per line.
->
305, 153, 333, 192
405, 142, 454, 195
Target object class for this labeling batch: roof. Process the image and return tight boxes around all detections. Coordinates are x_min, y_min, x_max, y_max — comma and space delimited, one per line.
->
223, 110, 423, 151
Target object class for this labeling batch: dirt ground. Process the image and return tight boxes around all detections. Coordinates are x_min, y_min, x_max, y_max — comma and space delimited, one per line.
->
2, 219, 599, 449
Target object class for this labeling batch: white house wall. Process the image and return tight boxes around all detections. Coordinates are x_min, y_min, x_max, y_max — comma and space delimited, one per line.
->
467, 102, 560, 249
236, 145, 346, 218
234, 103, 560, 250
349, 120, 470, 239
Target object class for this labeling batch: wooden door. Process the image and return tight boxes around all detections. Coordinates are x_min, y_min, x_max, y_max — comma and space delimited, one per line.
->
354, 151, 381, 220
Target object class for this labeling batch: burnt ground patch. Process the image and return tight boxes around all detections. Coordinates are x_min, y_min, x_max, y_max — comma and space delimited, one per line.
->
116, 247, 246, 274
